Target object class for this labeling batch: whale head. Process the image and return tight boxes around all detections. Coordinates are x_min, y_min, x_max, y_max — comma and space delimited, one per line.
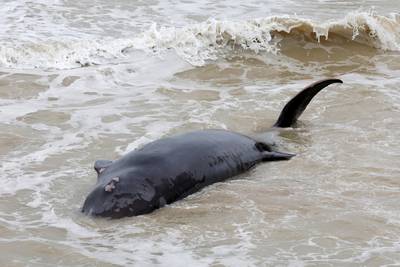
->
82, 160, 156, 218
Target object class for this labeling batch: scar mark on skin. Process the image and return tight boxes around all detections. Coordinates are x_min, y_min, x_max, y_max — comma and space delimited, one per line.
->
104, 177, 120, 192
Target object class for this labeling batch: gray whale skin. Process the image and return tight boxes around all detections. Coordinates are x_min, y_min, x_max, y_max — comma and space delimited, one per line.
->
82, 78, 343, 218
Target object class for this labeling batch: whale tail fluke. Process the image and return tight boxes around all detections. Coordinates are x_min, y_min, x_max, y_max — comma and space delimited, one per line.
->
273, 78, 343, 128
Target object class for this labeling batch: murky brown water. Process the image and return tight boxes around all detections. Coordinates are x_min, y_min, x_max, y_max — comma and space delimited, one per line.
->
1, 1, 400, 266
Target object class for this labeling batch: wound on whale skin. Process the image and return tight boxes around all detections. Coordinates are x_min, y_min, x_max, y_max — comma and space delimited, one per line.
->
82, 78, 343, 218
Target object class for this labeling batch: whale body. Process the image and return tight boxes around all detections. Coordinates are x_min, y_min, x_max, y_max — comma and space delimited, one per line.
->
82, 79, 343, 218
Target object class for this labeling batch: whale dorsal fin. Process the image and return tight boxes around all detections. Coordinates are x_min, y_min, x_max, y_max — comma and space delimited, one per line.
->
94, 160, 113, 175
274, 78, 343, 128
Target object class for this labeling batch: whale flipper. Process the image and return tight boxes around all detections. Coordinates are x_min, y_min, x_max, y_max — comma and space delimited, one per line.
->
273, 78, 343, 128
94, 160, 113, 175
261, 151, 295, 161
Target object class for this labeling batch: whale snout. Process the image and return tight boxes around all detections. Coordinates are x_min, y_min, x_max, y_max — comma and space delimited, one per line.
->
82, 175, 126, 217
82, 181, 155, 218
82, 185, 112, 217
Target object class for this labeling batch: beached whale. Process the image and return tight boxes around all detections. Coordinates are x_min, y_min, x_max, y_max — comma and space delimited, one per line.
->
82, 78, 342, 218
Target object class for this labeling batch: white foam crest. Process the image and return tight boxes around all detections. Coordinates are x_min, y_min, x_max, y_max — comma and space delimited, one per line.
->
1, 12, 398, 70
325, 11, 400, 50
0, 38, 132, 70
130, 19, 278, 66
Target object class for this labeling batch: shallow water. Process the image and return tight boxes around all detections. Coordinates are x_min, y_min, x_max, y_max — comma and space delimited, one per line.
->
1, 1, 400, 266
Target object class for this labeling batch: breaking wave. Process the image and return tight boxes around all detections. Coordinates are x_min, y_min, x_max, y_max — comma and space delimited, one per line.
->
0, 11, 399, 69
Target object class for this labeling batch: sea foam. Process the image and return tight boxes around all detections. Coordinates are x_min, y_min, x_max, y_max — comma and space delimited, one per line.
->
0, 12, 398, 69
